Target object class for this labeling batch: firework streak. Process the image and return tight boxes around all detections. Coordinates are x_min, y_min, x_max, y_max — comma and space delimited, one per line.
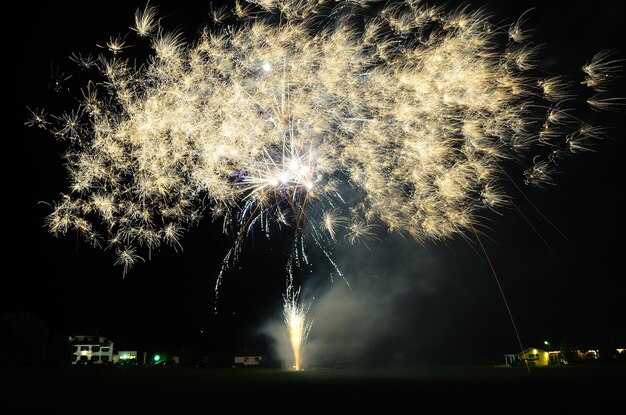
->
30, 1, 621, 276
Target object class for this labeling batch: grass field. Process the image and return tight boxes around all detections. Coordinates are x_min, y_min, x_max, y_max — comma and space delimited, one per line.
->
3, 364, 624, 410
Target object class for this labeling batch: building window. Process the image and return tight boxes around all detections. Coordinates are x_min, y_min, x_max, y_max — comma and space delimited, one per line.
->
91, 356, 100, 362
92, 346, 100, 353
79, 355, 88, 362
101, 356, 110, 362
101, 347, 110, 353
80, 346, 89, 351
254, 357, 260, 362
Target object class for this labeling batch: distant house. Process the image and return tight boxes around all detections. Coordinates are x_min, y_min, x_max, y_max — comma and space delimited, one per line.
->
505, 347, 566, 367
547, 350, 566, 365
69, 335, 114, 365
114, 350, 139, 365
507, 346, 626, 366
570, 347, 626, 361
233, 355, 263, 367
504, 353, 520, 366
575, 349, 600, 360
519, 348, 549, 366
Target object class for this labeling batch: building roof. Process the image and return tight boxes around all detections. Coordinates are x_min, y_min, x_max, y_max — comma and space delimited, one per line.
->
68, 335, 113, 346
518, 347, 547, 355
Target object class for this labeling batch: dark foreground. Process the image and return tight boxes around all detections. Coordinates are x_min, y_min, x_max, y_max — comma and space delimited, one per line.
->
3, 365, 624, 410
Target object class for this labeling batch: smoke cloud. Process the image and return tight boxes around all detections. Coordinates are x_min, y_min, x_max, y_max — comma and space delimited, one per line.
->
261, 232, 486, 369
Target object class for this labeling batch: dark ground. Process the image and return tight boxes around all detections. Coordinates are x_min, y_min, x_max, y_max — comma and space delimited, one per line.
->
2, 365, 624, 410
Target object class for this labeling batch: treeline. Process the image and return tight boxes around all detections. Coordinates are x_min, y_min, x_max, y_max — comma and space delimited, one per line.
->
0, 312, 72, 367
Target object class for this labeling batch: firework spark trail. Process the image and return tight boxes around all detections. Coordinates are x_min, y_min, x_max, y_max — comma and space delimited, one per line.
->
32, 0, 622, 276
283, 282, 313, 371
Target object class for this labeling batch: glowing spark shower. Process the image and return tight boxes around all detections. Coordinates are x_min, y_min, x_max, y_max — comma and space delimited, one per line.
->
32, 0, 622, 276
283, 284, 313, 371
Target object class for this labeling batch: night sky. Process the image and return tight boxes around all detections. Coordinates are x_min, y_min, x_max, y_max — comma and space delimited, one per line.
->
5, 0, 625, 365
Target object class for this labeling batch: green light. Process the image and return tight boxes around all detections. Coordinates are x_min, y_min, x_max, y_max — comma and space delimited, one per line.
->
544, 340, 549, 345
153, 354, 161, 362
120, 354, 129, 360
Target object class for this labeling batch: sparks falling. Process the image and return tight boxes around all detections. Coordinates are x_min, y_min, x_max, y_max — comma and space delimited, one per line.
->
31, 0, 622, 276
283, 284, 313, 371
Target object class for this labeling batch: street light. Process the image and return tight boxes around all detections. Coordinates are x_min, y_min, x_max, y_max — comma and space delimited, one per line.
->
544, 340, 550, 350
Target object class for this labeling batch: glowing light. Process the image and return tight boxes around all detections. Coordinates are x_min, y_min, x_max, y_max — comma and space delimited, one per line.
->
31, 1, 621, 278
283, 284, 313, 371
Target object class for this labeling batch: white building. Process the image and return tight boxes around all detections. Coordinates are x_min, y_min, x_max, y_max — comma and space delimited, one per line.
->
234, 355, 263, 367
69, 335, 114, 365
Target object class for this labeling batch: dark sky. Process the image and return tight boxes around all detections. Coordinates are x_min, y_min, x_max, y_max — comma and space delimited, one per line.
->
5, 0, 625, 365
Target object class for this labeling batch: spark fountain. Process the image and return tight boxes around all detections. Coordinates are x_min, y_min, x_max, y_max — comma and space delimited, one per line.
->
283, 284, 313, 371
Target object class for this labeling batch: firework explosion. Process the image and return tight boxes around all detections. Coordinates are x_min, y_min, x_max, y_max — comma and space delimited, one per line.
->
30, 0, 621, 278
283, 283, 313, 370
